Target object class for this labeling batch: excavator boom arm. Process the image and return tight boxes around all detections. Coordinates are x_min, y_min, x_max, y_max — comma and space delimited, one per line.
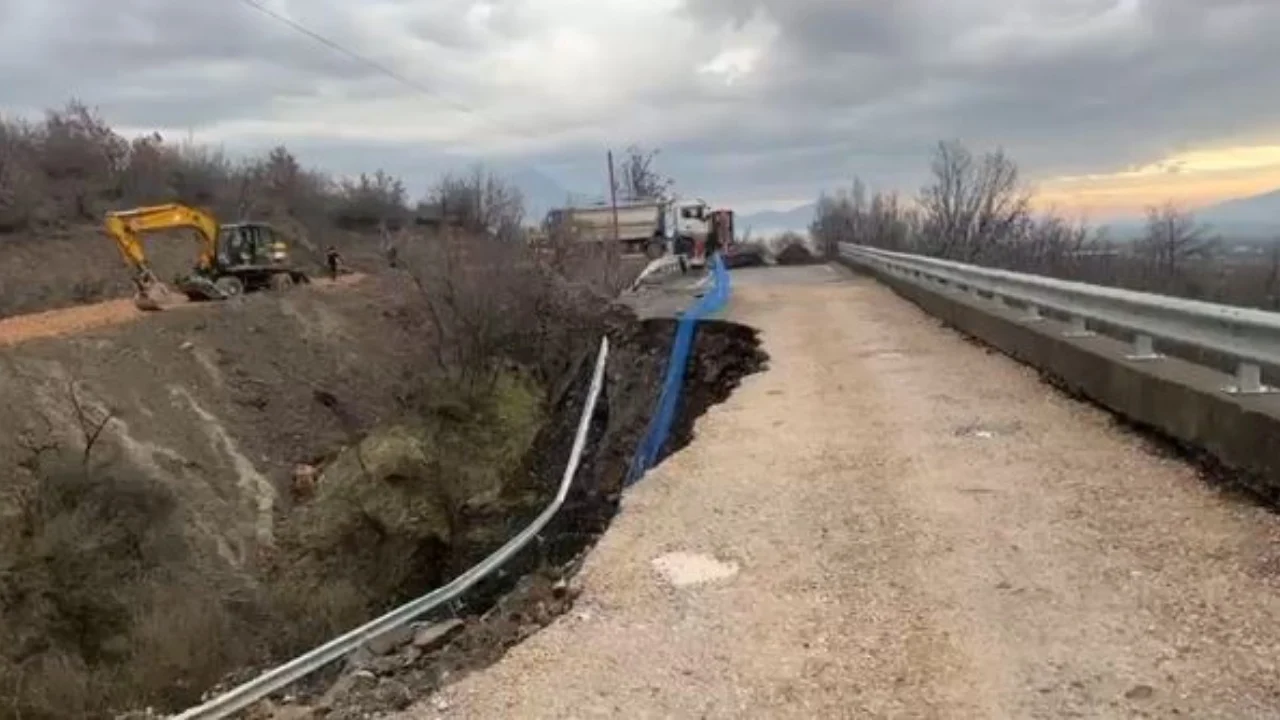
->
104, 203, 220, 287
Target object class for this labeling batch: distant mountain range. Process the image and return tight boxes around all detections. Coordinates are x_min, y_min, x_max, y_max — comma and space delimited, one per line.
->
738, 204, 817, 235
1098, 190, 1280, 240
502, 167, 590, 223
1197, 188, 1280, 238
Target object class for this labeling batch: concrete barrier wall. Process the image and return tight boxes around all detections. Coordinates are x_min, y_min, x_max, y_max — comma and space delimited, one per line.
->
844, 261, 1280, 501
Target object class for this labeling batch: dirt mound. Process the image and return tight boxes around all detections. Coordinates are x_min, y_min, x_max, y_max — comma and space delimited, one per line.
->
725, 243, 769, 269
775, 241, 820, 265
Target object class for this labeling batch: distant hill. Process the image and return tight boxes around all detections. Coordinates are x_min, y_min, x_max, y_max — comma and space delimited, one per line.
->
503, 166, 586, 223
1201, 188, 1280, 224
738, 203, 816, 235
1197, 188, 1280, 239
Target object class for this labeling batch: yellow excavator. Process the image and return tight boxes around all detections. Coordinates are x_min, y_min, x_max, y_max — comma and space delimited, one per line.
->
105, 203, 310, 311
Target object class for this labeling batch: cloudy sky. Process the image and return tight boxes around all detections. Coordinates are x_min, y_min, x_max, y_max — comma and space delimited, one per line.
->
3, 0, 1280, 219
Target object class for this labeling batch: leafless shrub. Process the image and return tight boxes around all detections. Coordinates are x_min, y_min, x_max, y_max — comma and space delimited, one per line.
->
0, 374, 279, 719
1137, 202, 1219, 277
1264, 243, 1280, 310
37, 101, 128, 223
811, 179, 918, 255
811, 140, 1280, 310
332, 170, 407, 230
0, 446, 184, 717
0, 102, 392, 242
917, 140, 1032, 262
426, 166, 526, 243
533, 214, 629, 296
0, 119, 46, 232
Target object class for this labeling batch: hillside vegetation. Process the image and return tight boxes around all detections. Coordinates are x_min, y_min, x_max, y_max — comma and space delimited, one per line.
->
0, 100, 543, 318
0, 100, 654, 718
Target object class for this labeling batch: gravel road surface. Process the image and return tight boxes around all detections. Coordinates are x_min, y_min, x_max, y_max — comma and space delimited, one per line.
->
399, 265, 1280, 719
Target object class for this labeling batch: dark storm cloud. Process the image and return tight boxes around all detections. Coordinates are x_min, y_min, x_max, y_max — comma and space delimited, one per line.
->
0, 0, 430, 127
1, 0, 1278, 210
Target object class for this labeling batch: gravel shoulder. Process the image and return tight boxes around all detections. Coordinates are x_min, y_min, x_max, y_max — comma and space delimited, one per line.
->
397, 266, 1280, 720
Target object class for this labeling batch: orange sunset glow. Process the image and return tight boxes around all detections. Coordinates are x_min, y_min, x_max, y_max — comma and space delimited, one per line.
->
1034, 144, 1280, 219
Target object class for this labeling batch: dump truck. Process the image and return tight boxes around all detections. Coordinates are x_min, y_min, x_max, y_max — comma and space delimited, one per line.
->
545, 200, 668, 259
105, 203, 310, 311
546, 198, 735, 268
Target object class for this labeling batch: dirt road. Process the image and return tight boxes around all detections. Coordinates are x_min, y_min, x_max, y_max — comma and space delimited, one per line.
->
0, 273, 363, 347
398, 266, 1280, 719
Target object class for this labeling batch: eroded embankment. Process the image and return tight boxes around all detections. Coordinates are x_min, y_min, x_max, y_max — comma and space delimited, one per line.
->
239, 315, 768, 719
0, 271, 765, 719
0, 274, 437, 718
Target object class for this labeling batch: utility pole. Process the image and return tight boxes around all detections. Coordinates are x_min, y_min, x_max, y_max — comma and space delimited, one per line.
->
606, 150, 622, 290
607, 150, 621, 246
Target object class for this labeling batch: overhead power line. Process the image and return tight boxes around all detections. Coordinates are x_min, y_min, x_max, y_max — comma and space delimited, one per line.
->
230, 0, 616, 210
232, 0, 480, 117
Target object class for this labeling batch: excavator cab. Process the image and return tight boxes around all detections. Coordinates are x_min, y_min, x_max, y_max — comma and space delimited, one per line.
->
215, 223, 290, 271
189, 221, 302, 299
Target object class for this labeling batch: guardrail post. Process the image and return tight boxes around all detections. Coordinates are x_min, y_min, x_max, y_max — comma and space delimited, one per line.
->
1126, 333, 1163, 361
1064, 316, 1095, 338
1024, 304, 1044, 323
1225, 363, 1275, 395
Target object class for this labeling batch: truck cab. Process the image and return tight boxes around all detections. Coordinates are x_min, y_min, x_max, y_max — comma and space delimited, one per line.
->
671, 201, 733, 269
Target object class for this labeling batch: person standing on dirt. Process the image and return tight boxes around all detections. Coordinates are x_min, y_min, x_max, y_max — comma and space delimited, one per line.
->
378, 221, 399, 269
326, 245, 342, 280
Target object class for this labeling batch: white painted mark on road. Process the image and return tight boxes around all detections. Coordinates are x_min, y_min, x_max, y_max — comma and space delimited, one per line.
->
652, 552, 740, 588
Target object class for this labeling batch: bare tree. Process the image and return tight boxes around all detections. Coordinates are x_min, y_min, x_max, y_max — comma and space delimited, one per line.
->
1137, 202, 1218, 277
616, 145, 673, 201
428, 166, 526, 242
332, 170, 407, 229
66, 381, 115, 471
1015, 212, 1092, 275
917, 140, 1031, 262
1265, 241, 1280, 310
0, 119, 43, 231
38, 100, 128, 221
810, 179, 916, 255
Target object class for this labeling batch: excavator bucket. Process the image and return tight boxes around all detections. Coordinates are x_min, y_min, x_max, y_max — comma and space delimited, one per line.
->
134, 281, 185, 312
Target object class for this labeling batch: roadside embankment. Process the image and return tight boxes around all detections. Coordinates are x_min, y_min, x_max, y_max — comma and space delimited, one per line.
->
0, 258, 765, 719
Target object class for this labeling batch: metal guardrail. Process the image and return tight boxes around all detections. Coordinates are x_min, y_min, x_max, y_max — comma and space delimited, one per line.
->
175, 337, 611, 719
839, 243, 1280, 395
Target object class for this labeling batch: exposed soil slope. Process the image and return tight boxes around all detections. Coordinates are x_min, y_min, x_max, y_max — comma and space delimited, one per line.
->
0, 259, 766, 718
